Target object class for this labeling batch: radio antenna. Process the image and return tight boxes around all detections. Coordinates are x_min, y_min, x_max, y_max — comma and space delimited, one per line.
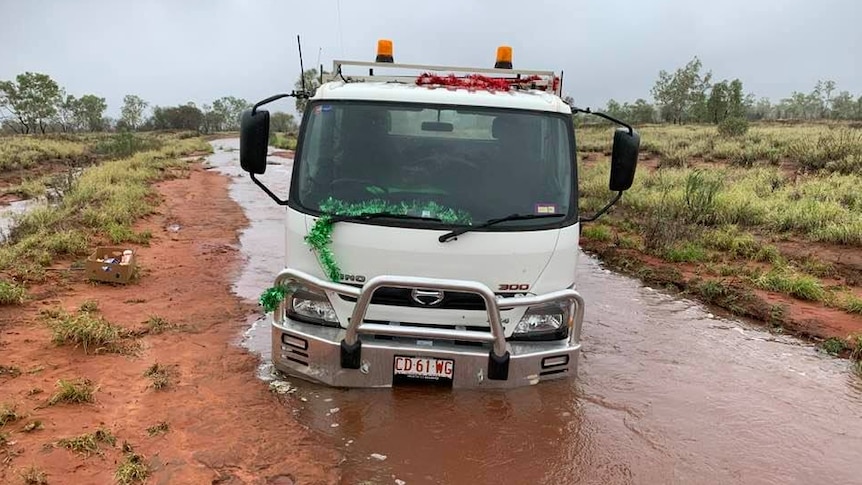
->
297, 35, 307, 94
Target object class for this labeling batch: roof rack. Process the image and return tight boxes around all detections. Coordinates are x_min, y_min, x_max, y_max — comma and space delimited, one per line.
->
327, 60, 561, 96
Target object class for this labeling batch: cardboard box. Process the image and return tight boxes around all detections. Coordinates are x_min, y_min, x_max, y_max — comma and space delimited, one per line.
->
86, 247, 137, 284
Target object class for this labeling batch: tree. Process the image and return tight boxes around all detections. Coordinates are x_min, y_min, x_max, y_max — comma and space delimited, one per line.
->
604, 99, 626, 122
212, 96, 249, 131
0, 72, 62, 134
294, 68, 328, 113
149, 103, 203, 131
54, 93, 79, 132
74, 94, 107, 131
629, 99, 656, 125
200, 104, 225, 134
727, 79, 745, 119
120, 95, 149, 131
650, 57, 712, 124
749, 97, 773, 120
270, 112, 298, 134
707, 81, 728, 123
831, 91, 856, 120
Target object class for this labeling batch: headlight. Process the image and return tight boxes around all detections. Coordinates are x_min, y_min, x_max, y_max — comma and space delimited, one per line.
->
286, 287, 340, 326
512, 301, 570, 340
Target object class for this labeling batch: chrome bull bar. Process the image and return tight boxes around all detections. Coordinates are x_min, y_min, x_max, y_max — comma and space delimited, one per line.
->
272, 268, 585, 381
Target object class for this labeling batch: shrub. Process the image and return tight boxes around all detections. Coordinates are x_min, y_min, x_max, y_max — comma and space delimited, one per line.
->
718, 117, 749, 137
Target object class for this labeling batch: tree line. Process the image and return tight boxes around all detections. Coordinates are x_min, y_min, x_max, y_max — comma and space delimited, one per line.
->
593, 57, 862, 125
0, 72, 298, 135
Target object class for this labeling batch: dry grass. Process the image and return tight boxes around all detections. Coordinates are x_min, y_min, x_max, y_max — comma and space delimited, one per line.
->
0, 403, 20, 427
0, 365, 22, 378
144, 363, 174, 390
146, 421, 170, 436
19, 465, 49, 485
144, 315, 182, 334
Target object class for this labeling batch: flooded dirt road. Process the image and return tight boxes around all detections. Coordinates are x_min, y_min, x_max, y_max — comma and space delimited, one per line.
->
208, 139, 862, 485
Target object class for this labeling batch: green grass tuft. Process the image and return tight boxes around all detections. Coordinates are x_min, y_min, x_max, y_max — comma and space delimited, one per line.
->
822, 337, 847, 355
665, 243, 709, 263
115, 450, 151, 485
44, 308, 129, 354
754, 269, 827, 302
48, 378, 95, 405
57, 428, 115, 456
843, 295, 862, 314
581, 224, 613, 242
0, 280, 27, 305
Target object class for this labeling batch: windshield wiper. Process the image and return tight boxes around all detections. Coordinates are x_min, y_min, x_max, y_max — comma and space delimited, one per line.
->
438, 213, 564, 243
328, 212, 442, 224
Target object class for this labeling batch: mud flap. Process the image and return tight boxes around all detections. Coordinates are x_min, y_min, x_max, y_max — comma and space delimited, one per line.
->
340, 339, 362, 369
487, 350, 510, 380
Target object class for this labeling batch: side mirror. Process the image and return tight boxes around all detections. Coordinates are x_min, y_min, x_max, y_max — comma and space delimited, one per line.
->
240, 109, 270, 175
609, 128, 640, 191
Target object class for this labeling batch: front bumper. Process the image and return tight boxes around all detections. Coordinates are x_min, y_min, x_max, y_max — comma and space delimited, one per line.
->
270, 269, 585, 389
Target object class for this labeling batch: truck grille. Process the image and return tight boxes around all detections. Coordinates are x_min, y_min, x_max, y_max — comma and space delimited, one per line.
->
339, 287, 487, 310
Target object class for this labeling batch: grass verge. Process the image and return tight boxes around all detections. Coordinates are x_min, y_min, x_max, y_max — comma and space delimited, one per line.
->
0, 136, 210, 282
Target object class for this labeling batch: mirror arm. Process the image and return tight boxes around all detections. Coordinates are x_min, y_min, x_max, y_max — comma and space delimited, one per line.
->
571, 107, 633, 135
250, 173, 289, 206
252, 91, 309, 115
579, 191, 623, 224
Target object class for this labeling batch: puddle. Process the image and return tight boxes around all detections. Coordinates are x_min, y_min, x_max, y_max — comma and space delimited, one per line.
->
0, 198, 37, 242
209, 139, 862, 484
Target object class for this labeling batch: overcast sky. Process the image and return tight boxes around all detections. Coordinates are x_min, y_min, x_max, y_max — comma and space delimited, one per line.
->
1, 0, 860, 117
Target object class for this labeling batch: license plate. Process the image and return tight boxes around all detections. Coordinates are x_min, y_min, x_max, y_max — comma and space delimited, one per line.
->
393, 356, 454, 381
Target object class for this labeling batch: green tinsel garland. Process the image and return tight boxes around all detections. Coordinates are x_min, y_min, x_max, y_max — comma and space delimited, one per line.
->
259, 197, 472, 310
306, 198, 471, 282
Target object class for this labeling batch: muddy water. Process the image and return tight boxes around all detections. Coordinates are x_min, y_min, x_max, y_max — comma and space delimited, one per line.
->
0, 198, 36, 241
207, 139, 862, 485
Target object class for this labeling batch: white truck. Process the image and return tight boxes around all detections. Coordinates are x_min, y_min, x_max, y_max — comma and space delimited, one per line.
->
239, 41, 639, 388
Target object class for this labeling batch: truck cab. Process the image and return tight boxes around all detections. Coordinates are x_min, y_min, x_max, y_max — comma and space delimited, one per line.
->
239, 42, 639, 388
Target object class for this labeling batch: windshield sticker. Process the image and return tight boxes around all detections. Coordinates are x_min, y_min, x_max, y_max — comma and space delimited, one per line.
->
534, 203, 558, 215
321, 104, 332, 112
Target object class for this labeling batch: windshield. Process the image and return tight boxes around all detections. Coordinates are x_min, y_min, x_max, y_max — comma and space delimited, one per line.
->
292, 101, 575, 229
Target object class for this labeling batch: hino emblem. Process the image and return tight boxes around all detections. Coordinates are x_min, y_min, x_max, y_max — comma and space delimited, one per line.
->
411, 289, 445, 306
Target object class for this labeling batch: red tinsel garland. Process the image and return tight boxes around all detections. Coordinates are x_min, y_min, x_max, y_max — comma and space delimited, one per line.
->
416, 73, 545, 93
